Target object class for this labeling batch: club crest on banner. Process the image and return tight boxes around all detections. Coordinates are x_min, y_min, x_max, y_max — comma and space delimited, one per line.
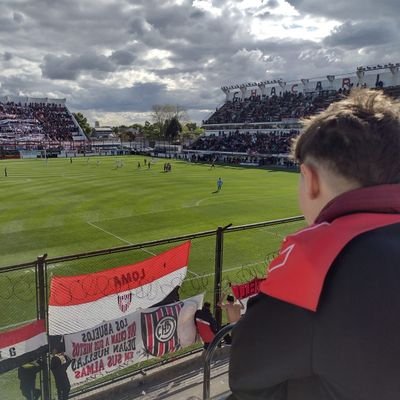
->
141, 302, 183, 357
117, 292, 132, 313
156, 316, 176, 342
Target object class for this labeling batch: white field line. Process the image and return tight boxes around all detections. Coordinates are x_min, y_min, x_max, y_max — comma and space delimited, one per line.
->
195, 197, 212, 206
87, 221, 156, 257
185, 260, 265, 282
140, 247, 156, 256
187, 270, 200, 277
86, 221, 157, 256
87, 221, 133, 245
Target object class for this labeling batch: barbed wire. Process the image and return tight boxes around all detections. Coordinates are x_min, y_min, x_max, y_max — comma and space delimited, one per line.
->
0, 251, 279, 307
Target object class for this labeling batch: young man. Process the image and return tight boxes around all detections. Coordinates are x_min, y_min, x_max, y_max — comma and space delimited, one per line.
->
218, 294, 244, 324
218, 294, 244, 345
228, 90, 400, 400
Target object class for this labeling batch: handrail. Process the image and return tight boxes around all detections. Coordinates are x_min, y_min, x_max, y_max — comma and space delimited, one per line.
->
203, 323, 236, 400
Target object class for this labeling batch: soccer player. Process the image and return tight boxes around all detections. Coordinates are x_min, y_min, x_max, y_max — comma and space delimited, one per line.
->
228, 90, 400, 400
217, 177, 223, 191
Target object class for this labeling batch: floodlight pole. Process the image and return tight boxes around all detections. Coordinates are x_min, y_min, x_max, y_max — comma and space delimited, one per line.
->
213, 223, 232, 328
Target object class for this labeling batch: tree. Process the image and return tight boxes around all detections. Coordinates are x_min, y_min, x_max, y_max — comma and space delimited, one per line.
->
165, 117, 182, 142
143, 121, 160, 141
181, 123, 204, 143
186, 122, 197, 132
151, 104, 187, 138
73, 112, 92, 136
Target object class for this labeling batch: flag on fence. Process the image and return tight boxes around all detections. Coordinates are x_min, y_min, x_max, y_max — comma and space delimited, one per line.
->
49, 242, 191, 335
0, 320, 47, 373
141, 302, 183, 357
231, 277, 265, 300
64, 293, 203, 387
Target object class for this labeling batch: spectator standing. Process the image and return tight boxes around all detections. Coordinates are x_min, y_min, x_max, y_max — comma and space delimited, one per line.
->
228, 89, 400, 400
218, 294, 244, 324
218, 293, 244, 344
50, 347, 71, 400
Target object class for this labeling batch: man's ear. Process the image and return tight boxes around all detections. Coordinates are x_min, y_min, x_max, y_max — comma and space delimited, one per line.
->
300, 163, 320, 200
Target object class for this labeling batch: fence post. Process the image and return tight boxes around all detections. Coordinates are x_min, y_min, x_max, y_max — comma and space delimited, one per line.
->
213, 224, 232, 327
37, 254, 50, 400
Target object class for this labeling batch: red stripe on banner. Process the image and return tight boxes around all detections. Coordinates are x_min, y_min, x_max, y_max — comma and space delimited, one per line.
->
0, 320, 45, 349
49, 241, 191, 306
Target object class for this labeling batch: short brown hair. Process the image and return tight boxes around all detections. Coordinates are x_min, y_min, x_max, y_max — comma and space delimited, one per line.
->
292, 89, 400, 186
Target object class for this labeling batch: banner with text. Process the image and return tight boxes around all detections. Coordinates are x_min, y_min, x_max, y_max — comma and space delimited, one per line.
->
64, 294, 203, 387
49, 242, 191, 335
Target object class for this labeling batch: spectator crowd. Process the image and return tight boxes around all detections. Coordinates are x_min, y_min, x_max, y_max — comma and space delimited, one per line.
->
190, 130, 298, 155
0, 102, 79, 142
204, 90, 347, 125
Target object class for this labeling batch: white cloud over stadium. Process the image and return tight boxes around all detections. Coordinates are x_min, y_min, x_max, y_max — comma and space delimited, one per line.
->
0, 0, 399, 125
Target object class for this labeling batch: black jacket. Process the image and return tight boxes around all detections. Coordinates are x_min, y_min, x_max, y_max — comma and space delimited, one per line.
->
50, 353, 71, 390
229, 185, 400, 400
194, 308, 219, 333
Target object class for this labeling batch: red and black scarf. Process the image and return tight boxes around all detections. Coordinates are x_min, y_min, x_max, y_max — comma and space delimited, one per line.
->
260, 184, 400, 311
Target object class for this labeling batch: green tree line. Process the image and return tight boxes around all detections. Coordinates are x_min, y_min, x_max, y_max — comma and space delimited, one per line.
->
73, 104, 204, 143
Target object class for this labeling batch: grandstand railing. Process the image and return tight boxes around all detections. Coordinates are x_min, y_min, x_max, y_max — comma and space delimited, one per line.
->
0, 215, 304, 400
203, 323, 236, 400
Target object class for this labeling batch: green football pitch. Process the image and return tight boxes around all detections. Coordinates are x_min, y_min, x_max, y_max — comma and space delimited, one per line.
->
0, 156, 305, 399
0, 155, 302, 267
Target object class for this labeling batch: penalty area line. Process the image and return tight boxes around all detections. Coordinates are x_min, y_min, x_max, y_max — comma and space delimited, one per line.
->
87, 221, 133, 245
86, 221, 157, 257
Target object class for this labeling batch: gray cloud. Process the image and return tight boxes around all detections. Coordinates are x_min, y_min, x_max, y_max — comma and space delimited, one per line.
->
13, 12, 24, 23
286, 0, 400, 20
110, 50, 136, 66
3, 51, 12, 61
324, 20, 398, 49
0, 0, 398, 124
41, 53, 117, 80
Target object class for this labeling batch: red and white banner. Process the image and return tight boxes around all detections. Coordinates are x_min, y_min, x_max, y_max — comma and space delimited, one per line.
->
49, 242, 191, 335
64, 294, 203, 387
0, 320, 47, 373
231, 277, 265, 300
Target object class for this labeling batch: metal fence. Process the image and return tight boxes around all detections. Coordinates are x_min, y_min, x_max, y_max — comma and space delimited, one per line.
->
0, 215, 304, 400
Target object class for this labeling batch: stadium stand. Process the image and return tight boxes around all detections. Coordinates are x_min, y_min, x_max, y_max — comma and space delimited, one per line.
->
187, 64, 400, 167
0, 96, 87, 158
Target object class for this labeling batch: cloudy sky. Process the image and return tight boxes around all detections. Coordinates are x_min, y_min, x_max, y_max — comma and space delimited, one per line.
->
0, 0, 399, 126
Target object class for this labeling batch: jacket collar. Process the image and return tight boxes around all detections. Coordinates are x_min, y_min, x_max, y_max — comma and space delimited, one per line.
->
315, 184, 400, 224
